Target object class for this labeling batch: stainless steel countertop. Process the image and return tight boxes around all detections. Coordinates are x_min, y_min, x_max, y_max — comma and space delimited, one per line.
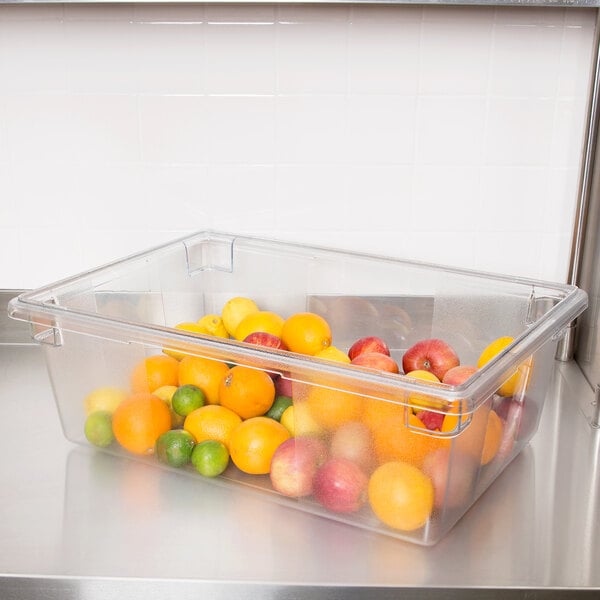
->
1, 343, 599, 599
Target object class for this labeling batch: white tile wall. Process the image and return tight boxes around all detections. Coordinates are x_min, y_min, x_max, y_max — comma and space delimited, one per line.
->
0, 3, 596, 289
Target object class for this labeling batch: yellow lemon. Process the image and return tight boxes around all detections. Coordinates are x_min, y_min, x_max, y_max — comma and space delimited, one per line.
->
477, 336, 532, 397
221, 297, 259, 337
404, 370, 443, 412
196, 314, 229, 338
163, 322, 206, 360
314, 346, 351, 364
84, 386, 127, 416
153, 385, 185, 428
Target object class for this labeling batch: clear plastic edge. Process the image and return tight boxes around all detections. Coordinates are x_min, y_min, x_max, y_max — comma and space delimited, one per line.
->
6, 230, 589, 414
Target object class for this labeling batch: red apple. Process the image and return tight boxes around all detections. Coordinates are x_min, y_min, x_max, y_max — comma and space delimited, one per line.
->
313, 458, 369, 513
275, 376, 293, 398
348, 336, 390, 361
329, 421, 374, 472
243, 331, 288, 351
270, 437, 328, 498
402, 338, 460, 381
351, 352, 399, 374
416, 410, 445, 431
442, 365, 477, 386
422, 448, 477, 509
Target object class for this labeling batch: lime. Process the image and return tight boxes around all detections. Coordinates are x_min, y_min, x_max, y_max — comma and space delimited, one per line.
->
172, 384, 206, 417
155, 430, 195, 468
191, 440, 230, 477
84, 411, 114, 447
265, 395, 293, 422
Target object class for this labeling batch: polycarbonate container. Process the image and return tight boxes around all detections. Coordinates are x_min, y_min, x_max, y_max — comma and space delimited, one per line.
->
8, 231, 588, 545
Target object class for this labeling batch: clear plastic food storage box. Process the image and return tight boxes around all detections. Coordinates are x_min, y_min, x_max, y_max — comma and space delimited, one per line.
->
8, 231, 588, 546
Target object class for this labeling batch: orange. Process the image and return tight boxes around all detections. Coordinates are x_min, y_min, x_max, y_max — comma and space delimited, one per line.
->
442, 404, 502, 465
112, 392, 172, 455
234, 310, 285, 342
218, 365, 276, 420
229, 416, 290, 474
304, 385, 363, 430
477, 336, 532, 397
221, 296, 259, 337
368, 461, 434, 531
184, 404, 242, 450
481, 410, 503, 465
281, 312, 332, 355
130, 355, 180, 394
178, 355, 230, 405
367, 402, 443, 468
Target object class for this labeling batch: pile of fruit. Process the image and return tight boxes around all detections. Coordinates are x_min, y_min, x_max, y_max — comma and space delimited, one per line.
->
83, 296, 532, 534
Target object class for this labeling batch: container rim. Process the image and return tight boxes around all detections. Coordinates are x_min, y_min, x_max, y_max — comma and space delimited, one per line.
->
7, 230, 589, 412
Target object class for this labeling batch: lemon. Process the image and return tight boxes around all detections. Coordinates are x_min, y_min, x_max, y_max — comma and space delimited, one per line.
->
163, 322, 206, 360
280, 403, 323, 437
314, 346, 351, 364
197, 314, 229, 338
477, 336, 531, 397
221, 297, 259, 337
153, 385, 185, 428
84, 386, 127, 416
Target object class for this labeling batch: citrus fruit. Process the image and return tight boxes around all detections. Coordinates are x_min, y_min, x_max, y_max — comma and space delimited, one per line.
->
281, 312, 332, 355
178, 355, 230, 405
477, 336, 532, 397
221, 296, 259, 337
368, 461, 434, 531
197, 314, 229, 338
192, 440, 230, 477
218, 365, 276, 420
130, 355, 179, 394
404, 369, 444, 412
84, 411, 114, 447
314, 346, 351, 364
280, 405, 295, 435
84, 386, 127, 416
163, 322, 206, 360
234, 310, 285, 342
152, 385, 185, 428
305, 385, 363, 430
265, 395, 293, 421
229, 416, 291, 474
368, 405, 442, 468
171, 384, 206, 417
155, 429, 195, 468
481, 410, 504, 465
183, 404, 242, 449
112, 392, 172, 455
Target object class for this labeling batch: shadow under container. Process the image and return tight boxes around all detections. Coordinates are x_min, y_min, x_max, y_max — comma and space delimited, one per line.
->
7, 231, 588, 546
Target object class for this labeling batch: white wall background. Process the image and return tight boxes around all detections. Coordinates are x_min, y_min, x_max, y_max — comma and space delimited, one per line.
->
0, 3, 596, 289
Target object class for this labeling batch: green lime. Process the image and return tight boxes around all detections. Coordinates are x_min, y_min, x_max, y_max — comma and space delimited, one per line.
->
155, 430, 195, 468
84, 411, 114, 447
265, 395, 293, 421
172, 384, 206, 417
191, 440, 229, 477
